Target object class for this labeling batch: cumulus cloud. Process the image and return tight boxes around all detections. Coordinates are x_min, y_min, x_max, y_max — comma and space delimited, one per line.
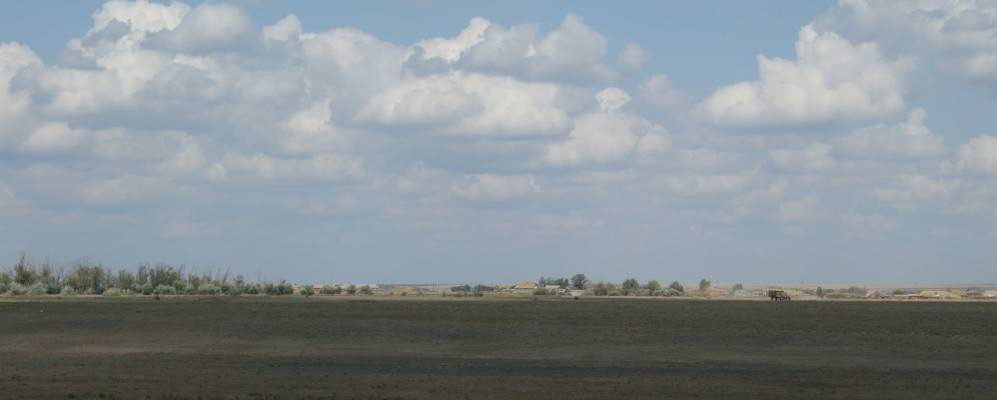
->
145, 3, 256, 53
452, 174, 540, 200
413, 14, 617, 83
770, 143, 836, 172
957, 135, 997, 174
19, 122, 87, 154
617, 43, 650, 72
699, 25, 908, 128
815, 0, 997, 90
836, 108, 945, 160
359, 72, 568, 136
545, 88, 668, 166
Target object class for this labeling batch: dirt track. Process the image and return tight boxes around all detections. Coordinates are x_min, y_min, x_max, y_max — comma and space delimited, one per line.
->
0, 296, 994, 399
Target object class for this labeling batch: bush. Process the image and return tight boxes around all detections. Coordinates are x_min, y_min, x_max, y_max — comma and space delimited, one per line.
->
28, 282, 47, 296
59, 286, 77, 296
346, 285, 357, 295
139, 282, 154, 295
103, 288, 123, 297
533, 288, 549, 296
0, 282, 9, 295
320, 285, 341, 295
359, 285, 373, 295
197, 283, 220, 295
300, 285, 315, 296
9, 283, 27, 296
244, 283, 261, 295
668, 281, 685, 294
154, 285, 177, 295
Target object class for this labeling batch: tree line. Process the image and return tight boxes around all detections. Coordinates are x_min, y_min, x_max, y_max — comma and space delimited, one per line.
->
0, 254, 303, 297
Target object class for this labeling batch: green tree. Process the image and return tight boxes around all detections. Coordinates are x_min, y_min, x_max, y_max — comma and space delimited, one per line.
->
668, 281, 685, 293
570, 274, 588, 290
346, 284, 357, 295
621, 278, 641, 295
14, 253, 35, 285
732, 283, 744, 291
699, 279, 711, 292
645, 280, 661, 295
300, 285, 314, 296
816, 287, 825, 299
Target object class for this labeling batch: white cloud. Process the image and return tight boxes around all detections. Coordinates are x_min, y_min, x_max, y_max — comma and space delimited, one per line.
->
146, 3, 256, 53
957, 135, 997, 174
545, 87, 667, 166
836, 108, 945, 159
0, 42, 41, 143
359, 72, 568, 136
770, 143, 836, 172
263, 15, 302, 42
595, 87, 631, 112
414, 17, 490, 63
636, 74, 688, 113
219, 152, 365, 182
815, 0, 997, 89
18, 122, 86, 154
89, 0, 190, 34
452, 174, 540, 200
417, 14, 617, 83
617, 43, 650, 72
700, 25, 907, 127
778, 196, 829, 223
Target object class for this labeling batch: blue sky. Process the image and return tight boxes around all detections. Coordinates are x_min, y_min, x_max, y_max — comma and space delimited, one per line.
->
1, 0, 996, 285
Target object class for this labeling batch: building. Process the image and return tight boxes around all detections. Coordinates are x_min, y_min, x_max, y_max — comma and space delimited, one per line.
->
512, 282, 537, 293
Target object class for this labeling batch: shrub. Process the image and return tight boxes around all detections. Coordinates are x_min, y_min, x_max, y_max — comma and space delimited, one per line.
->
140, 282, 154, 295
359, 285, 373, 295
9, 283, 27, 296
346, 285, 357, 295
300, 285, 315, 296
320, 285, 341, 295
0, 282, 9, 295
668, 281, 685, 294
621, 278, 641, 295
103, 288, 123, 297
28, 282, 47, 296
197, 283, 220, 295
154, 285, 177, 295
244, 283, 261, 295
59, 286, 77, 296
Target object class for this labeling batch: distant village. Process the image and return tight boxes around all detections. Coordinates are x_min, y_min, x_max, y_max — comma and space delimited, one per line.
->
3, 255, 996, 300
298, 276, 997, 301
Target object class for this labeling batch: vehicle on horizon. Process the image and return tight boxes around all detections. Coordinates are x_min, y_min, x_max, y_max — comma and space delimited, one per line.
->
767, 289, 791, 301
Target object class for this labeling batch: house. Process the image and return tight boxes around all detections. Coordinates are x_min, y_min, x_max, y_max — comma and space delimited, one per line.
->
918, 290, 953, 299
543, 285, 566, 294
512, 282, 537, 293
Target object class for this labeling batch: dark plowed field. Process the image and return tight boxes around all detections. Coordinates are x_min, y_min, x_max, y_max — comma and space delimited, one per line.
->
1, 297, 995, 399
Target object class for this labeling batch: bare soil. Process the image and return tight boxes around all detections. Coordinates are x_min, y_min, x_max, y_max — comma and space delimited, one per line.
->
0, 296, 994, 399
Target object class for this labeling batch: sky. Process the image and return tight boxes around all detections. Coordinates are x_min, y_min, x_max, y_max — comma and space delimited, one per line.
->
1, 0, 997, 285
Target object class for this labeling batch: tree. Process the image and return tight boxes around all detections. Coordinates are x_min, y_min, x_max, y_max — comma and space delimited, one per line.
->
699, 279, 711, 292
300, 285, 314, 297
346, 284, 357, 295
14, 253, 34, 285
645, 280, 661, 295
621, 278, 640, 295
668, 281, 684, 293
359, 285, 373, 295
732, 283, 744, 291
816, 287, 825, 299
570, 274, 588, 290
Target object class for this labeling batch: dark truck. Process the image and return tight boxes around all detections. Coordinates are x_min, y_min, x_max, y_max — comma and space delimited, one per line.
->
767, 289, 791, 301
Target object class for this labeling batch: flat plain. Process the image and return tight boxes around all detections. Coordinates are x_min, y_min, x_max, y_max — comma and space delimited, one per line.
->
0, 296, 995, 399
